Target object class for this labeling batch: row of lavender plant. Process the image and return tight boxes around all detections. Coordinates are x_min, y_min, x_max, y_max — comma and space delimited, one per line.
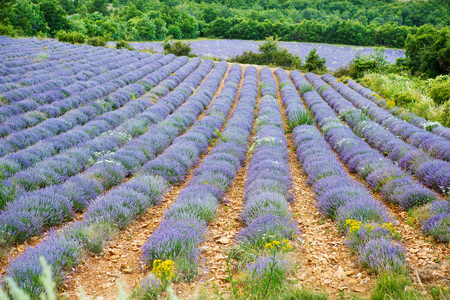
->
0, 56, 161, 156
0, 54, 166, 156
303, 72, 449, 242
0, 49, 145, 129
0, 50, 147, 123
347, 79, 450, 141
321, 76, 450, 239
0, 37, 98, 61
3, 61, 229, 296
1, 40, 122, 68
0, 46, 117, 95
139, 66, 258, 286
0, 55, 188, 199
0, 47, 120, 96
0, 39, 101, 76
321, 75, 450, 163
275, 68, 312, 129
318, 76, 450, 196
0, 59, 217, 247
232, 67, 299, 285
289, 70, 406, 274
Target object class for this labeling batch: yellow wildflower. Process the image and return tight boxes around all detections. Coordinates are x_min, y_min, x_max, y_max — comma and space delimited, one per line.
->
153, 259, 175, 281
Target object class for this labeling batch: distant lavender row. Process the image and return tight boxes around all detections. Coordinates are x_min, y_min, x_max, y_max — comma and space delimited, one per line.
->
347, 79, 450, 141
0, 54, 165, 157
0, 47, 117, 93
0, 51, 149, 123
0, 40, 110, 77
320, 74, 450, 196
236, 67, 299, 255
0, 52, 157, 136
141, 65, 255, 279
0, 56, 193, 208
109, 39, 405, 71
289, 71, 406, 273
3, 60, 226, 295
0, 58, 215, 246
322, 75, 450, 163
0, 55, 178, 182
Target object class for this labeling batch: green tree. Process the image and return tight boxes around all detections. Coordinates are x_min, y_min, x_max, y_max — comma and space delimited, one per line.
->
39, 0, 68, 36
9, 0, 48, 35
178, 14, 199, 39
89, 0, 108, 16
304, 48, 326, 72
167, 24, 182, 39
405, 25, 450, 77
205, 17, 231, 38
128, 16, 156, 40
200, 6, 218, 23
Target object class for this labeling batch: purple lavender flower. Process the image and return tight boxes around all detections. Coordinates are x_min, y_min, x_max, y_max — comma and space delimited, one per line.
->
241, 192, 291, 225
317, 186, 369, 220
245, 254, 290, 278
6, 231, 82, 295
395, 185, 439, 210
358, 238, 406, 274
141, 218, 206, 267
236, 214, 300, 249
336, 198, 391, 229
422, 213, 450, 242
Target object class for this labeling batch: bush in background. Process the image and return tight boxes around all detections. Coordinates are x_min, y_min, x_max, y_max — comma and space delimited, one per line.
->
429, 81, 450, 105
231, 37, 303, 70
116, 40, 134, 50
162, 39, 193, 57
87, 36, 106, 47
55, 30, 86, 44
334, 48, 390, 79
303, 48, 326, 72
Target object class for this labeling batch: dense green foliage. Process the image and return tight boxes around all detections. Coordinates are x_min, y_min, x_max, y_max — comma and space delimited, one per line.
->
1, 0, 449, 48
429, 81, 450, 105
359, 73, 450, 127
335, 48, 398, 79
405, 25, 450, 77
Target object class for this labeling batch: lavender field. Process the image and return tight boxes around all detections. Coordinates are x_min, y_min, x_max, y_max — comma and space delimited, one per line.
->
0, 36, 448, 299
108, 39, 406, 70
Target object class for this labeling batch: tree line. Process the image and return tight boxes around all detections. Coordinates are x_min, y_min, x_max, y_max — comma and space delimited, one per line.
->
0, 0, 449, 48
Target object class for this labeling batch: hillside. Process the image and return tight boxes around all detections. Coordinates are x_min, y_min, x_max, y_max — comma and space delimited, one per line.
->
0, 36, 449, 299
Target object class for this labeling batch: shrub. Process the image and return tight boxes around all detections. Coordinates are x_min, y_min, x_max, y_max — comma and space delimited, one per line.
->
162, 40, 193, 57
335, 48, 390, 79
116, 40, 134, 50
55, 30, 86, 44
87, 36, 106, 47
439, 100, 450, 127
394, 90, 417, 106
429, 81, 450, 105
0, 22, 20, 37
231, 37, 302, 69
304, 48, 326, 72
358, 238, 406, 274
